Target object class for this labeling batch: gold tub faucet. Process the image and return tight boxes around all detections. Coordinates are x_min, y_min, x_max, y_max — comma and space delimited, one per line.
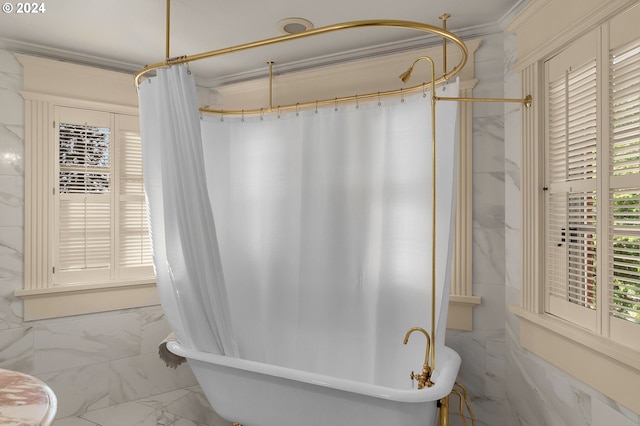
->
403, 327, 434, 389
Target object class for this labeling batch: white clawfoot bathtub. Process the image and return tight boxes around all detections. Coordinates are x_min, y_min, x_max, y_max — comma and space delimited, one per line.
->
168, 341, 460, 426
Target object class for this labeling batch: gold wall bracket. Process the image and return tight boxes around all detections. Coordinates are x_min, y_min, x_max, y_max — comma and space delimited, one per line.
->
435, 93, 533, 107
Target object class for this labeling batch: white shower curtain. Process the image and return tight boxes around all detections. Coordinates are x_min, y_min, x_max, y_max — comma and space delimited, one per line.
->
139, 65, 459, 385
138, 66, 239, 356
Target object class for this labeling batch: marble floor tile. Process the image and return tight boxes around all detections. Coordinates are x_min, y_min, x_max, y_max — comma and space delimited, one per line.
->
79, 401, 167, 426
55, 386, 219, 426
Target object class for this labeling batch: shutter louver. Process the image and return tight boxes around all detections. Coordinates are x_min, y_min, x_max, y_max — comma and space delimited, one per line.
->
58, 198, 111, 271
610, 42, 640, 177
117, 120, 153, 277
609, 40, 640, 327
610, 189, 640, 324
59, 123, 110, 193
548, 78, 568, 182
566, 192, 597, 309
119, 129, 152, 268
546, 192, 569, 299
567, 61, 598, 181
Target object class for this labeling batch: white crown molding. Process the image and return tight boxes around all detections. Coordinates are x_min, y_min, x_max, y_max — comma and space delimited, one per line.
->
0, 38, 143, 74
505, 0, 637, 70
2, 18, 501, 87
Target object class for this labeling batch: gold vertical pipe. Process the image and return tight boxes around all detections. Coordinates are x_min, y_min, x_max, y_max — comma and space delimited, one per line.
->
439, 396, 450, 426
440, 14, 450, 76
268, 61, 274, 110
428, 57, 437, 373
165, 0, 171, 59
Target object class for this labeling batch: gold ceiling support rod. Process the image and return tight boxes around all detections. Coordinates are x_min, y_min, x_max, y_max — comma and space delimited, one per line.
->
165, 0, 171, 59
439, 14, 450, 75
268, 61, 274, 111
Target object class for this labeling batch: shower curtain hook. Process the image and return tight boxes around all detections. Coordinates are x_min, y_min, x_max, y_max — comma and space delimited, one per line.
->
377, 92, 381, 106
241, 110, 245, 122
296, 103, 300, 116
277, 106, 281, 119
260, 108, 264, 121
422, 83, 427, 98
355, 94, 359, 109
186, 62, 191, 75
334, 97, 338, 111
220, 113, 224, 122
315, 100, 318, 114
401, 88, 405, 103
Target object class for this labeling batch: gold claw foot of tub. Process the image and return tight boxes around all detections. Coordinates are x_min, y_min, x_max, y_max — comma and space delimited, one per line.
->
232, 423, 243, 426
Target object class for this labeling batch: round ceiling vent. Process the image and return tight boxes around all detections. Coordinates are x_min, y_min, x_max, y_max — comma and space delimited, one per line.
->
278, 17, 314, 34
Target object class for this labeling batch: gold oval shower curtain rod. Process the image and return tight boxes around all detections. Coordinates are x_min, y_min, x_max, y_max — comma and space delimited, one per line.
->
135, 19, 473, 112
136, 20, 469, 84
136, 3, 533, 115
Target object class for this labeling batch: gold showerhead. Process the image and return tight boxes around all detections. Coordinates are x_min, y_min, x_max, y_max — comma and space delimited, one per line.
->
399, 67, 414, 84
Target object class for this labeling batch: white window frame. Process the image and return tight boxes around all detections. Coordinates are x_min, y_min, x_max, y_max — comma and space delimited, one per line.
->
15, 56, 158, 320
509, 0, 640, 415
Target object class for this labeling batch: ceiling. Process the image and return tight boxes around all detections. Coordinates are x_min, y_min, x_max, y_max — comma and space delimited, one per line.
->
0, 0, 527, 85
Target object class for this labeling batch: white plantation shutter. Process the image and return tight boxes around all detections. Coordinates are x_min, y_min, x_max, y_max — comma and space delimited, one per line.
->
544, 32, 598, 330
608, 37, 640, 348
54, 107, 153, 286
544, 26, 640, 349
116, 114, 153, 278
55, 108, 113, 284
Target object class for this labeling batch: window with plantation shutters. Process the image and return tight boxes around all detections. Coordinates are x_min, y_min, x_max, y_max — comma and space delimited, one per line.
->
54, 107, 153, 286
543, 25, 640, 350
516, 3, 640, 411
18, 57, 158, 321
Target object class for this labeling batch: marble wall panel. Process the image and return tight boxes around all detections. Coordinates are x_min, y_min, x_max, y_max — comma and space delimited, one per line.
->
139, 307, 172, 355
473, 116, 505, 173
38, 362, 110, 418
33, 313, 141, 374
472, 172, 505, 229
473, 284, 506, 331
0, 226, 23, 278
0, 78, 24, 127
592, 396, 640, 426
0, 325, 33, 372
504, 227, 520, 291
472, 227, 506, 286
0, 123, 24, 176
0, 276, 24, 329
109, 353, 197, 404
0, 175, 23, 226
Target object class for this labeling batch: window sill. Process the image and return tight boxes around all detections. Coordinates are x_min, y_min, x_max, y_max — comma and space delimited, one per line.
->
447, 294, 482, 331
15, 280, 159, 321
510, 305, 640, 415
